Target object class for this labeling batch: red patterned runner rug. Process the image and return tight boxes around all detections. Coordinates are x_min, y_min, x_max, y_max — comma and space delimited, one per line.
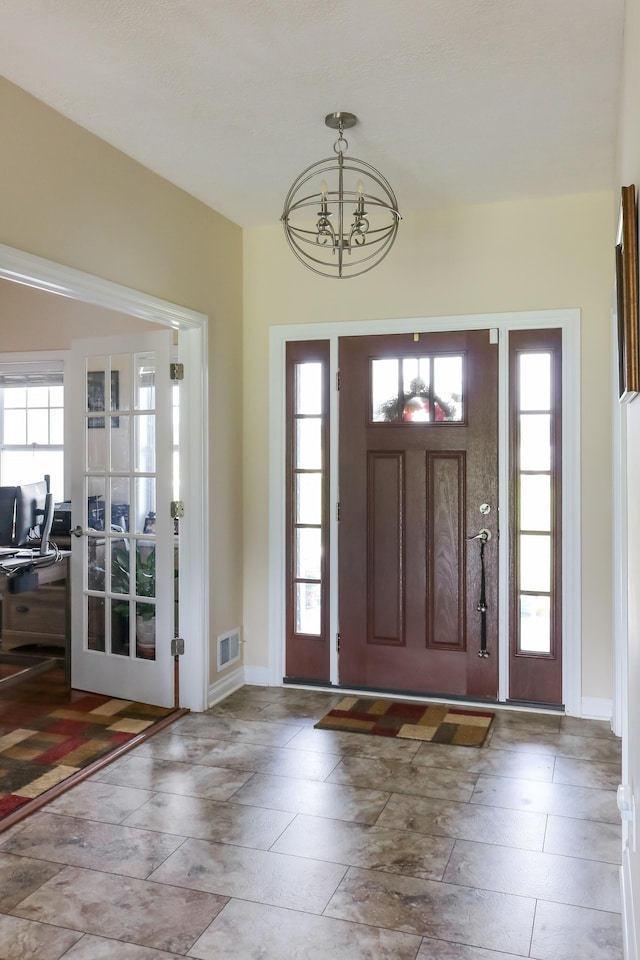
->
0, 688, 181, 827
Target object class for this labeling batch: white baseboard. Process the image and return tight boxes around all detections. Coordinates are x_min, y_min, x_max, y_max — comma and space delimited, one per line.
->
621, 848, 638, 960
207, 665, 245, 708
580, 697, 614, 723
243, 665, 274, 687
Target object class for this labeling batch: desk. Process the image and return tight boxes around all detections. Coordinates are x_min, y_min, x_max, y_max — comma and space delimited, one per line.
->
0, 555, 70, 679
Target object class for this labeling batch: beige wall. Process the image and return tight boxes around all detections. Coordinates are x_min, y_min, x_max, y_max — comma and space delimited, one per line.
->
617, 0, 640, 935
0, 279, 159, 349
243, 192, 615, 703
0, 78, 243, 686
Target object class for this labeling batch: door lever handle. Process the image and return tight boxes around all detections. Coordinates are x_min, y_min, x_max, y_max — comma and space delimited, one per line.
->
466, 528, 491, 543
71, 525, 86, 538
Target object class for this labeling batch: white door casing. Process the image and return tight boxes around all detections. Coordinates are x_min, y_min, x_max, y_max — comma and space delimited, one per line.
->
267, 310, 582, 715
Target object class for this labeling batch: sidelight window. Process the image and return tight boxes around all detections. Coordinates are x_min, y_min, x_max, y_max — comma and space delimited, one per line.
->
293, 363, 323, 634
285, 341, 330, 682
510, 338, 561, 663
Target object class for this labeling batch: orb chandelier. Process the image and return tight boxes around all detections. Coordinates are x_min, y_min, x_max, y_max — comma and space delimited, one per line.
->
281, 112, 401, 279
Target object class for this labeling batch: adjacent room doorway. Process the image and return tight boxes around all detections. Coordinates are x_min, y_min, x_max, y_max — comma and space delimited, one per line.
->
0, 243, 209, 712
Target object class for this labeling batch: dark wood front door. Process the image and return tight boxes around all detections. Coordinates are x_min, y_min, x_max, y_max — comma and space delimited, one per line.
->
338, 330, 499, 699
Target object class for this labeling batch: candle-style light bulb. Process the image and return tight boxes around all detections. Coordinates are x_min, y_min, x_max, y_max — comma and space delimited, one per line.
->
317, 179, 331, 226
319, 180, 330, 215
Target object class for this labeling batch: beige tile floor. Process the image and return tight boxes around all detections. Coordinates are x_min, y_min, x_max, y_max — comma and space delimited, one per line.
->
0, 685, 624, 959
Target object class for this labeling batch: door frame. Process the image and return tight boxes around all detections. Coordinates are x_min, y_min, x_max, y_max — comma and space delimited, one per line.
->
0, 242, 209, 712
269, 309, 582, 715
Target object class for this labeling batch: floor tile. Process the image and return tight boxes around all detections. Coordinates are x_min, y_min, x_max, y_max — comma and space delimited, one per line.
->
443, 838, 621, 912
470, 774, 619, 822
487, 729, 622, 764
543, 814, 622, 863
490, 711, 562, 734
61, 936, 185, 959
560, 716, 617, 740
123, 791, 295, 848
491, 710, 562, 737
0, 914, 82, 959
553, 734, 622, 763
13, 865, 227, 954
0, 851, 62, 912
552, 756, 621, 789
204, 701, 275, 721
149, 836, 347, 913
1, 812, 185, 878
285, 725, 422, 759
188, 898, 422, 960
328, 754, 478, 802
530, 899, 624, 959
412, 742, 555, 781
0, 810, 44, 842
172, 714, 302, 747
132, 733, 342, 779
324, 866, 536, 955
417, 941, 529, 960
272, 812, 453, 879
95, 754, 253, 799
46, 779, 154, 823
246, 698, 341, 725
229, 772, 390, 823
486, 730, 560, 756
377, 792, 547, 850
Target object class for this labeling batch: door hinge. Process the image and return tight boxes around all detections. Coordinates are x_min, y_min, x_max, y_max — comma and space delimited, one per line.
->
171, 500, 185, 519
336, 502, 341, 522
171, 637, 185, 657
336, 370, 341, 391
336, 632, 341, 653
170, 362, 184, 381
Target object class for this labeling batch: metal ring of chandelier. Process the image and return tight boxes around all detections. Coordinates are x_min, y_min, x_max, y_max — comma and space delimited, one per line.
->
281, 112, 401, 279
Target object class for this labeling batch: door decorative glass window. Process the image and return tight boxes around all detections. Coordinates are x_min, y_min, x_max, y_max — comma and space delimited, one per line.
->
371, 355, 463, 422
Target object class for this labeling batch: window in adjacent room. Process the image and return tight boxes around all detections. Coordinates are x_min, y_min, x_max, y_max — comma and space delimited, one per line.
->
0, 359, 64, 501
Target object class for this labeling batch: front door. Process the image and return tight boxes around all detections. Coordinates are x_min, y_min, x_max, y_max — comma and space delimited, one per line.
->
338, 330, 498, 699
69, 332, 174, 707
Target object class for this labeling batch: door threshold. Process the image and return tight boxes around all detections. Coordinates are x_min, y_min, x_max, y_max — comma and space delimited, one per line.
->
505, 698, 565, 712
281, 679, 566, 715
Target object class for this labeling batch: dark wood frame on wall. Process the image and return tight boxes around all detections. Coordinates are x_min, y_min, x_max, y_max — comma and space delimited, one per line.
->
616, 184, 639, 403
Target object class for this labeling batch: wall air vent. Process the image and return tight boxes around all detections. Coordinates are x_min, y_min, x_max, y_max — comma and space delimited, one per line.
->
217, 628, 241, 670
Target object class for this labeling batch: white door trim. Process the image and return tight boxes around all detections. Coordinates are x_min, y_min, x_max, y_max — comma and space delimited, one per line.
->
268, 308, 581, 714
0, 242, 209, 712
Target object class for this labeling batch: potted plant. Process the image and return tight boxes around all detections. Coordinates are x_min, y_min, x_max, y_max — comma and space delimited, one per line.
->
112, 544, 156, 658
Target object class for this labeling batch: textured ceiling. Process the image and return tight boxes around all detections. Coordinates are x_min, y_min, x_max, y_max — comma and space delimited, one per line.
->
0, 0, 625, 227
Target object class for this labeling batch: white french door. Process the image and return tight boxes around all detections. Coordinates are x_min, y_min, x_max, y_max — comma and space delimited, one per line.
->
69, 331, 174, 706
